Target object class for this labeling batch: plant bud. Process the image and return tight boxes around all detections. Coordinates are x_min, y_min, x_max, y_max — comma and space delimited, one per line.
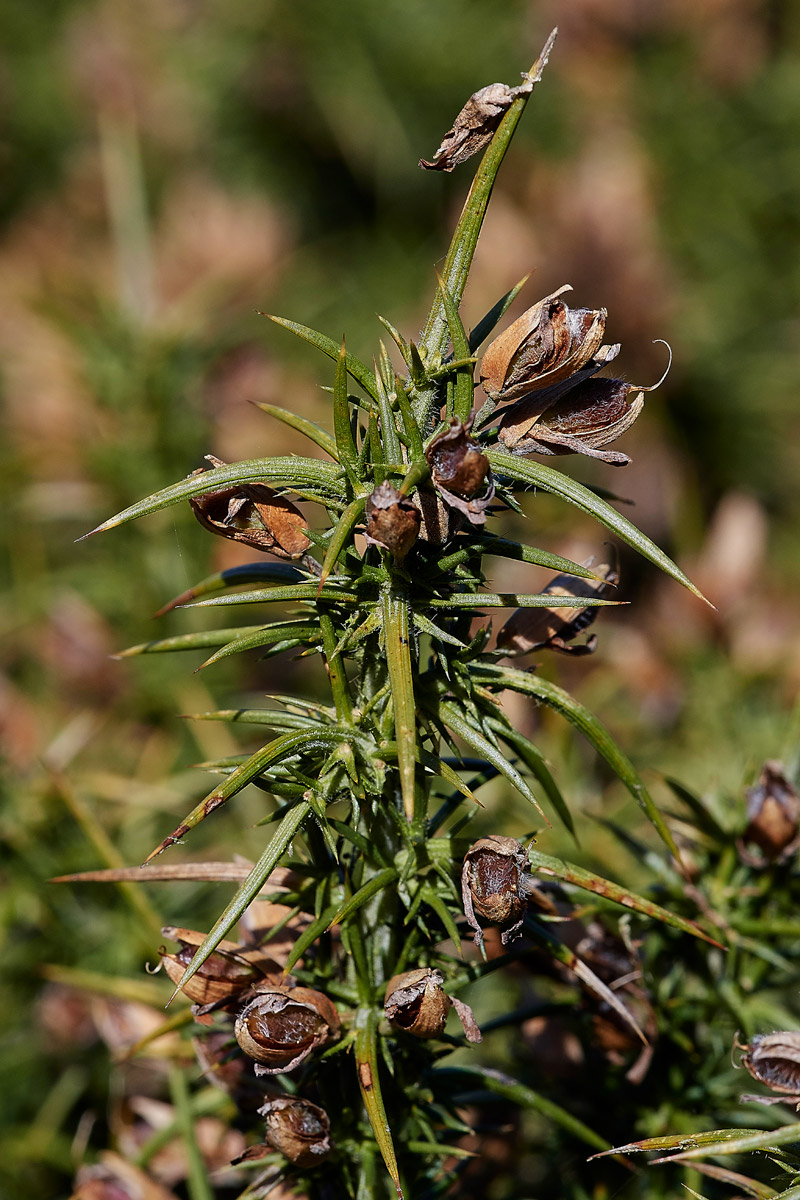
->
260, 1096, 333, 1166
737, 762, 800, 867
734, 1031, 800, 1105
189, 457, 309, 558
498, 378, 644, 465
462, 836, 529, 947
480, 287, 609, 404
159, 927, 279, 1007
425, 419, 494, 525
234, 986, 339, 1075
364, 481, 421, 559
497, 564, 618, 657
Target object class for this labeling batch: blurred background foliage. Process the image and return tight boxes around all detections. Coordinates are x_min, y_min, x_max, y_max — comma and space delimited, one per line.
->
2, 1, 800, 1197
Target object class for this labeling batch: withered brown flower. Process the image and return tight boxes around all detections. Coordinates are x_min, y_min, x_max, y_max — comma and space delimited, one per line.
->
496, 563, 618, 657
234, 985, 340, 1075
261, 1096, 333, 1166
384, 968, 481, 1043
189, 455, 310, 558
364, 481, 421, 559
462, 836, 530, 947
425, 419, 494, 525
158, 927, 280, 1009
497, 377, 644, 465
480, 286, 615, 405
737, 762, 800, 867
734, 1031, 800, 1106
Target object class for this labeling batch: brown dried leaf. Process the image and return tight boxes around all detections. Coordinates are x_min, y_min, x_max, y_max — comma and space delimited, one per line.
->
496, 562, 618, 657
189, 455, 309, 558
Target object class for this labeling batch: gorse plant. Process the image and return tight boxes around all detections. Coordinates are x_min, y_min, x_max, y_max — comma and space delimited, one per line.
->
72, 28, 766, 1200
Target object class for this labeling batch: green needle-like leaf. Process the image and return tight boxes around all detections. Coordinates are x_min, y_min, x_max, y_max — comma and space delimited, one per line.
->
155, 562, 305, 617
355, 1007, 403, 1199
591, 1125, 800, 1162
267, 314, 379, 402
198, 621, 321, 668
319, 497, 366, 587
381, 587, 418, 823
328, 867, 398, 927
253, 401, 338, 460
163, 800, 311, 1004
474, 662, 684, 865
186, 582, 359, 607
486, 717, 575, 838
116, 627, 265, 657
334, 337, 361, 486
436, 273, 474, 424
487, 448, 710, 604
468, 272, 531, 353
426, 592, 621, 610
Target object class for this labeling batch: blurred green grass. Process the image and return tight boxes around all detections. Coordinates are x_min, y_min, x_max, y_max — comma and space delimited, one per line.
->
2, 2, 800, 1197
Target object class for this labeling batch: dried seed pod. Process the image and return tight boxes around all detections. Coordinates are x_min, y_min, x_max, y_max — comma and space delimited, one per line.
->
480, 287, 611, 405
189, 456, 309, 558
364, 481, 421, 559
462, 836, 530, 947
260, 1096, 333, 1166
498, 377, 644, 465
737, 762, 800, 867
734, 1032, 800, 1106
410, 488, 453, 545
234, 986, 340, 1075
497, 563, 618, 657
384, 968, 482, 1043
419, 30, 556, 172
159, 928, 280, 1007
425, 419, 495, 525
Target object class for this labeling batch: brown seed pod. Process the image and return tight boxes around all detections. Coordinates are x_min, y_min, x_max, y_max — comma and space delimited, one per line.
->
425, 419, 494, 525
496, 563, 618, 658
364, 481, 421, 559
158, 928, 280, 1007
498, 377, 644, 465
234, 986, 340, 1075
189, 456, 310, 558
384, 968, 482, 1043
260, 1096, 333, 1166
462, 836, 529, 947
479, 286, 611, 405
737, 762, 800, 867
734, 1031, 800, 1106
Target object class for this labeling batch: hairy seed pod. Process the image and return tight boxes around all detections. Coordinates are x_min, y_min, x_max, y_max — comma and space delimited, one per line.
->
734, 1032, 800, 1106
260, 1096, 333, 1166
159, 928, 279, 1007
189, 456, 310, 558
462, 836, 529, 946
480, 286, 609, 404
234, 986, 339, 1075
497, 563, 618, 657
364, 481, 421, 558
737, 762, 800, 867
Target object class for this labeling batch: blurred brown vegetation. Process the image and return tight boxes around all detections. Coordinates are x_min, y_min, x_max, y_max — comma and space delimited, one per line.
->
2, 1, 800, 1196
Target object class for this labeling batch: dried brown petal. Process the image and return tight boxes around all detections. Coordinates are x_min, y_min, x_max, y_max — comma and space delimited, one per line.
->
158, 927, 280, 1007
419, 30, 556, 172
480, 287, 612, 405
234, 986, 339, 1075
364, 481, 421, 559
260, 1096, 332, 1167
384, 968, 451, 1039
497, 563, 618, 657
462, 836, 529, 947
738, 762, 800, 867
189, 456, 309, 558
735, 1032, 800, 1105
499, 377, 644, 465
425, 418, 495, 525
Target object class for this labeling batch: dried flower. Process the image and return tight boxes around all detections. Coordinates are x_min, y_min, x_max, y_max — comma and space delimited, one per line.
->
426, 419, 494, 525
737, 762, 800, 867
384, 968, 482, 1042
497, 563, 618, 657
189, 456, 310, 558
734, 1031, 800, 1106
462, 836, 530, 946
158, 927, 280, 1008
480, 286, 614, 405
261, 1096, 333, 1166
234, 985, 340, 1075
364, 481, 421, 558
498, 377, 644, 465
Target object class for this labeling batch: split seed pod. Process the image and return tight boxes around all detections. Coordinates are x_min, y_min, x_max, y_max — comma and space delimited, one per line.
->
737, 762, 800, 867
159, 927, 279, 1007
480, 286, 610, 405
734, 1031, 800, 1106
462, 836, 530, 946
384, 968, 482, 1042
234, 986, 340, 1075
425, 419, 494, 525
498, 377, 644, 465
189, 456, 309, 558
497, 563, 618, 657
364, 481, 421, 559
260, 1097, 333, 1166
